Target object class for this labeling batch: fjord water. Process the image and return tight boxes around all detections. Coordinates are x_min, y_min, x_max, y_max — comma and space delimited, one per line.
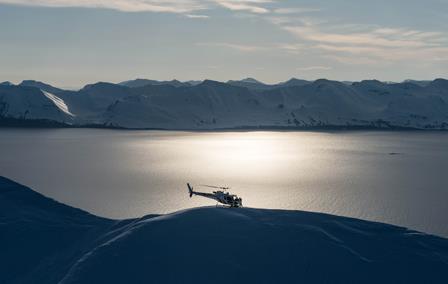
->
1, 129, 448, 237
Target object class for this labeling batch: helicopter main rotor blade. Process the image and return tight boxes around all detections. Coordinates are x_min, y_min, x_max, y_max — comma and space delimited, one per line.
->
199, 184, 230, 190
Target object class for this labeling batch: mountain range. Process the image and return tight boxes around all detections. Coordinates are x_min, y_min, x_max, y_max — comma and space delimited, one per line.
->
1, 78, 448, 130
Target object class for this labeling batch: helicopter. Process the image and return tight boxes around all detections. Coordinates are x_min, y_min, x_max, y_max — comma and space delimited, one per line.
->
187, 183, 243, 208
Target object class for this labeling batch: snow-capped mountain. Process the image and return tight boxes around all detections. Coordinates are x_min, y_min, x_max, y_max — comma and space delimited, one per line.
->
227, 77, 273, 90
0, 85, 74, 123
277, 77, 311, 87
1, 176, 448, 283
1, 78, 448, 129
19, 80, 65, 94
404, 79, 432, 87
119, 78, 191, 88
58, 82, 132, 121
227, 77, 312, 91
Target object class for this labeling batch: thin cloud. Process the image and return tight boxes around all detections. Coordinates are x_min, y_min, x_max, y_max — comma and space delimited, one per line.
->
296, 66, 332, 71
0, 0, 276, 14
325, 55, 381, 66
277, 43, 304, 54
274, 7, 320, 14
197, 42, 265, 52
186, 14, 209, 18
0, 0, 206, 13
283, 25, 436, 48
214, 0, 273, 14
273, 18, 448, 63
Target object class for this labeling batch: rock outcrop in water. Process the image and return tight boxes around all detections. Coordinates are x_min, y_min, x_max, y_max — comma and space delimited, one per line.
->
1, 78, 448, 129
1, 176, 448, 284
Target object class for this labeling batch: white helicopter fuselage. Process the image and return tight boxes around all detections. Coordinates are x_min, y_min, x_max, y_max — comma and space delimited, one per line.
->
187, 183, 242, 207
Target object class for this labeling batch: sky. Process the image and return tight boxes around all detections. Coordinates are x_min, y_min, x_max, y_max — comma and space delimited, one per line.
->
0, 0, 447, 87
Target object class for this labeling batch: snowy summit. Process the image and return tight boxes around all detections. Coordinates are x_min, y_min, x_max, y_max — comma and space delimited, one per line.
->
1, 176, 448, 283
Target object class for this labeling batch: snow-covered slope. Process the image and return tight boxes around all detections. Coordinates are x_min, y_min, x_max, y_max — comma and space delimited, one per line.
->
0, 85, 74, 123
104, 80, 278, 129
1, 176, 448, 284
42, 91, 74, 117
1, 78, 448, 129
57, 82, 133, 121
19, 80, 65, 94
0, 176, 114, 284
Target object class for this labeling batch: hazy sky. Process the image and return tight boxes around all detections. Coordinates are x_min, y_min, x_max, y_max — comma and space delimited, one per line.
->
1, 0, 447, 87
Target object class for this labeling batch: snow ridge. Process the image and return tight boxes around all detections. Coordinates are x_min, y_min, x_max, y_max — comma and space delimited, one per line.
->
1, 176, 448, 284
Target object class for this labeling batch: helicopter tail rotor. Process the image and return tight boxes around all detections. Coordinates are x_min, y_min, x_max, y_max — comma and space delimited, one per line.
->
187, 183, 194, 198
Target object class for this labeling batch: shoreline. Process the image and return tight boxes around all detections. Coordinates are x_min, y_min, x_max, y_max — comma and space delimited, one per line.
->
1, 118, 447, 132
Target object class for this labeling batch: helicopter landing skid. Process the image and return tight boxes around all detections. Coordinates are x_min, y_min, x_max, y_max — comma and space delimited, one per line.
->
215, 202, 241, 208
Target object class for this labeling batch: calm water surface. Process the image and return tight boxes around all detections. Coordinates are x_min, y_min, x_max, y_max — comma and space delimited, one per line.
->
1, 129, 448, 237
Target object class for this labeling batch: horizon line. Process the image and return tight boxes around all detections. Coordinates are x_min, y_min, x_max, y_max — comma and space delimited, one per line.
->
2, 77, 447, 89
